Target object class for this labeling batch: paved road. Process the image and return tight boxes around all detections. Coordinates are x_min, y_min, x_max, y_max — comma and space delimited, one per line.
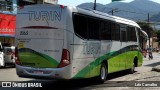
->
0, 67, 32, 81
143, 52, 160, 66
0, 52, 160, 90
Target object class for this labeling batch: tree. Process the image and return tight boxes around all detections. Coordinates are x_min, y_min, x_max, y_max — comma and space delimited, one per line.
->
137, 21, 156, 46
155, 30, 160, 45
137, 21, 154, 36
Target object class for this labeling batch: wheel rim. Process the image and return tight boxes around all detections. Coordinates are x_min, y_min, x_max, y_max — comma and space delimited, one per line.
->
101, 66, 106, 80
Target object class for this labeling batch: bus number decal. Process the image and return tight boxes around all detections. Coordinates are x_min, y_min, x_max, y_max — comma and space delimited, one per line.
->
20, 31, 28, 35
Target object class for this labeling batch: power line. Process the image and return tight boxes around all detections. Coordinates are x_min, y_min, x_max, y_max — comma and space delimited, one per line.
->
100, 6, 148, 15
97, 6, 159, 25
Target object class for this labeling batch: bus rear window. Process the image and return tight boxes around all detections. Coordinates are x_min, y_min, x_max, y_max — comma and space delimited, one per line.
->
73, 14, 88, 39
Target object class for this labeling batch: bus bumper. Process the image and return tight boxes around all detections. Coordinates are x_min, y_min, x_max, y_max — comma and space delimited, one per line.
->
16, 64, 71, 80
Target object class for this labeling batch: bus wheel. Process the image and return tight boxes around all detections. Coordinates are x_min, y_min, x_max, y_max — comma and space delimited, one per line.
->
97, 63, 107, 83
129, 63, 135, 74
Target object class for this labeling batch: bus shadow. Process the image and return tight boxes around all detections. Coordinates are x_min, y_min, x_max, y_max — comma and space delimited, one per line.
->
0, 65, 15, 69
0, 66, 15, 70
107, 69, 132, 80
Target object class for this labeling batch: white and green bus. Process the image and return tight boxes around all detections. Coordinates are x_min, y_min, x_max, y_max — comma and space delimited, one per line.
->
15, 4, 145, 83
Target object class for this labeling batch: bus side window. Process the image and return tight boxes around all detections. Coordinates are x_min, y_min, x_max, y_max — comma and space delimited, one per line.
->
88, 18, 100, 40
120, 24, 127, 42
115, 23, 120, 41
99, 21, 105, 39
111, 23, 116, 40
111, 23, 120, 41
100, 21, 112, 40
131, 27, 137, 41
121, 31, 127, 42
127, 26, 131, 41
127, 26, 137, 42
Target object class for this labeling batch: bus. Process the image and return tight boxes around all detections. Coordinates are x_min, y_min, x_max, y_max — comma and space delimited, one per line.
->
15, 4, 145, 83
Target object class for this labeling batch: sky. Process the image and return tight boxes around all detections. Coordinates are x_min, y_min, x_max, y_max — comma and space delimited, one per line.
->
58, 0, 160, 6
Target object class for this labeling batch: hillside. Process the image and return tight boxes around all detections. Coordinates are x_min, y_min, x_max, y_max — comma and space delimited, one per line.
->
77, 0, 160, 22
150, 12, 160, 22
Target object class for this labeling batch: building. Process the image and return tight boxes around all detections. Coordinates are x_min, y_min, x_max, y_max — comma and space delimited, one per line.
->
0, 13, 15, 46
0, 0, 16, 47
0, 0, 58, 47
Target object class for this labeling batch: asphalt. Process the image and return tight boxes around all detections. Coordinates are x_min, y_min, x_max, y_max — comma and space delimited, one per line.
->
151, 52, 160, 72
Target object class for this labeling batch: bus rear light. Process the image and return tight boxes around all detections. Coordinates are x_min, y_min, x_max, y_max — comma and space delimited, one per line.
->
19, 6, 24, 9
60, 5, 65, 9
58, 49, 70, 68
15, 47, 20, 65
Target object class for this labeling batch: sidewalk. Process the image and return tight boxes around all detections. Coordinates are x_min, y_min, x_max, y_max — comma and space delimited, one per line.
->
151, 52, 160, 72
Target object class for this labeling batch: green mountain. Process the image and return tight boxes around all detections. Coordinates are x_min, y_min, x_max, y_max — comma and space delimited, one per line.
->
150, 12, 160, 22
78, 0, 160, 22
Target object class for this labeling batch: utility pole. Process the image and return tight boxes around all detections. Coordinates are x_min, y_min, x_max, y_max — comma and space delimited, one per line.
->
111, 8, 118, 15
93, 0, 96, 10
112, 9, 114, 15
148, 13, 150, 47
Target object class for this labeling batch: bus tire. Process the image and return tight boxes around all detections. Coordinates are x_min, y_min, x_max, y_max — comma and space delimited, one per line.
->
129, 63, 135, 74
97, 63, 107, 83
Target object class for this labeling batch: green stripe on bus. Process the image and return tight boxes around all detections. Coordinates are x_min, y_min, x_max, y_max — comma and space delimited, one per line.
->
73, 45, 142, 78
19, 48, 59, 68
73, 51, 115, 78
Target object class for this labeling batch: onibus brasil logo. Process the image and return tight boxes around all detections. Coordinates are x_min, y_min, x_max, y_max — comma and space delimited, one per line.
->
2, 82, 42, 87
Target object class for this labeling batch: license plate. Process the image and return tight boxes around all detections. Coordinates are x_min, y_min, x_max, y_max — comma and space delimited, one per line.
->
33, 71, 44, 74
